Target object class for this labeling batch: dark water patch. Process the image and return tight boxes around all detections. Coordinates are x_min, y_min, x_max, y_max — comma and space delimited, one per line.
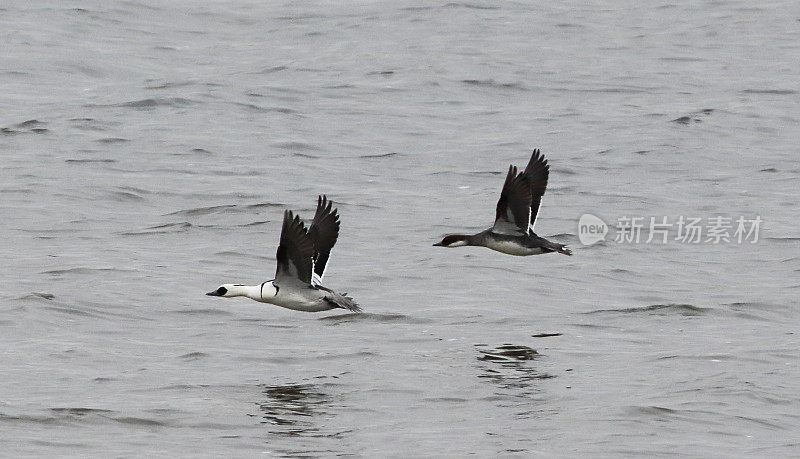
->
179, 352, 209, 360
659, 56, 707, 62
16, 292, 55, 301
232, 102, 296, 114
585, 303, 708, 316
15, 119, 45, 128
476, 344, 538, 361
274, 141, 320, 151
246, 202, 284, 210
112, 97, 198, 108
573, 86, 649, 94
43, 267, 134, 276
623, 405, 728, 428
120, 222, 192, 236
167, 202, 282, 217
65, 158, 116, 163
359, 152, 399, 159
144, 80, 196, 89
722, 301, 791, 320
171, 308, 234, 316
0, 413, 68, 425
95, 137, 129, 143
166, 204, 237, 217
469, 170, 504, 176
3, 120, 49, 135
444, 2, 500, 10
461, 79, 525, 90
764, 236, 800, 242
760, 167, 778, 172
531, 333, 562, 338
672, 116, 701, 124
742, 89, 796, 95
240, 220, 270, 227
320, 312, 431, 325
43, 306, 101, 318
51, 407, 113, 416
259, 65, 289, 73
114, 416, 168, 426
367, 70, 395, 76
68, 117, 118, 131
400, 5, 434, 11
107, 190, 145, 201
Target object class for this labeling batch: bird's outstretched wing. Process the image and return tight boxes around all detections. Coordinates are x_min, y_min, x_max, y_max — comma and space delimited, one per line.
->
523, 149, 549, 231
308, 195, 340, 283
275, 210, 314, 286
492, 164, 533, 235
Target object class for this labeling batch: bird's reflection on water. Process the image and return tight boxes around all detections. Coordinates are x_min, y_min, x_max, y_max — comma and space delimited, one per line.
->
475, 344, 556, 418
256, 383, 333, 436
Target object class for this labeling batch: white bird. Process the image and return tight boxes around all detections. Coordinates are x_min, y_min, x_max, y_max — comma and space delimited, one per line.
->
206, 195, 360, 312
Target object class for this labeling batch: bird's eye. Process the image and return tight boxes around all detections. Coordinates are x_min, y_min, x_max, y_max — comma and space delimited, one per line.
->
217, 287, 228, 295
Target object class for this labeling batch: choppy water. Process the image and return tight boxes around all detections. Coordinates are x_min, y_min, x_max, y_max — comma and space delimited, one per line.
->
2, 1, 799, 456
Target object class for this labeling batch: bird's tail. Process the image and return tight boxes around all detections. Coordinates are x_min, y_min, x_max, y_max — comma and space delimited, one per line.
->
542, 239, 572, 256
325, 292, 362, 312
556, 245, 572, 256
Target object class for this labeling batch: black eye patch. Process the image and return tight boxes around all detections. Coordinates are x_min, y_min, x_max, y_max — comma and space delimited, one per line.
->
217, 287, 228, 295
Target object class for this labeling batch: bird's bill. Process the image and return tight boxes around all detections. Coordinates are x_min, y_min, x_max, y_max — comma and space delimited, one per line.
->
205, 290, 221, 296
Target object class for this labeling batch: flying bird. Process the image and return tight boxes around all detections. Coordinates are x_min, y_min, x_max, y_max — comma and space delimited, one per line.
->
434, 149, 572, 256
207, 195, 360, 312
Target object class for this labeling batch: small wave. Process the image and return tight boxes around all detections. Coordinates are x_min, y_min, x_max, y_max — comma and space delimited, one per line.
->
232, 102, 296, 114
179, 352, 209, 360
171, 308, 233, 316
114, 97, 198, 108
258, 65, 288, 73
120, 222, 192, 236
359, 152, 398, 159
51, 407, 113, 416
274, 141, 320, 151
95, 137, 129, 143
461, 79, 525, 90
166, 204, 237, 217
107, 190, 145, 202
742, 89, 796, 95
144, 80, 196, 89
584, 303, 708, 316
166, 202, 282, 217
672, 116, 701, 125
15, 119, 45, 128
444, 3, 500, 10
65, 158, 116, 163
114, 416, 167, 426
319, 312, 431, 324
16, 292, 55, 301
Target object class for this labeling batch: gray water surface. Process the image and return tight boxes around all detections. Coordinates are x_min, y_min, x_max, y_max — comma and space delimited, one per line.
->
2, 1, 799, 456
